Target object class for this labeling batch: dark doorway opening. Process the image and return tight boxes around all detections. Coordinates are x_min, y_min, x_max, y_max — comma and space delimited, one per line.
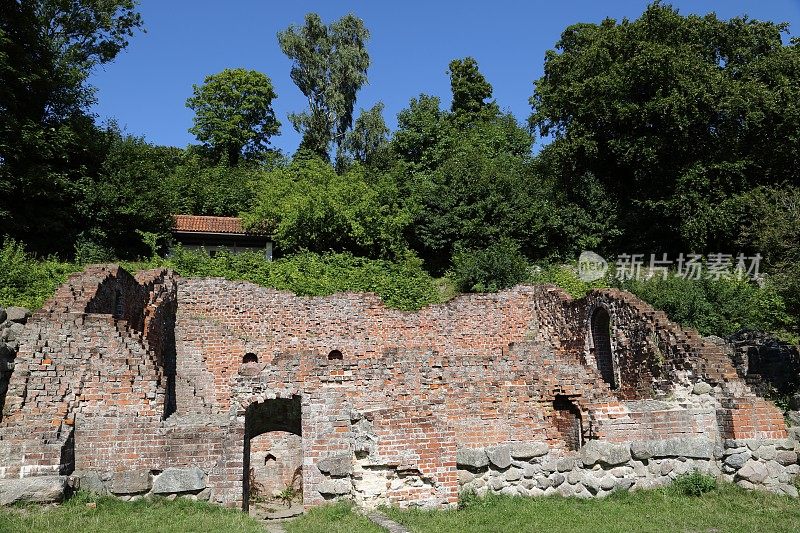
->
591, 307, 616, 389
553, 395, 583, 451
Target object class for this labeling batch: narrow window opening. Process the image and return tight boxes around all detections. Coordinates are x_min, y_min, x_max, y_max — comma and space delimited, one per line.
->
243, 352, 259, 363
591, 307, 616, 389
113, 289, 124, 319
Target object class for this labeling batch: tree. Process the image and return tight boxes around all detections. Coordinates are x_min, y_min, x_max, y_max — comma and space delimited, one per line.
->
186, 68, 280, 166
448, 57, 497, 119
390, 60, 557, 275
0, 0, 143, 255
278, 13, 370, 161
76, 127, 181, 260
530, 1, 800, 255
243, 152, 409, 259
344, 102, 389, 167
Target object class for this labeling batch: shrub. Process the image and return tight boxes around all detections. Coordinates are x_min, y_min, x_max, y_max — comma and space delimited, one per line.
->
450, 238, 529, 292
0, 239, 79, 310
165, 247, 441, 311
669, 470, 717, 497
529, 263, 609, 297
616, 273, 795, 342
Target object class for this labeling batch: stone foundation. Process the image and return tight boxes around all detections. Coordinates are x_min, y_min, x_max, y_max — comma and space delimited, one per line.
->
458, 438, 799, 502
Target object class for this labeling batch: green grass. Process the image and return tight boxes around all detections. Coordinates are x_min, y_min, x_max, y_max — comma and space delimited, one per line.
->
0, 492, 264, 533
285, 501, 384, 533
3, 486, 800, 533
384, 484, 800, 533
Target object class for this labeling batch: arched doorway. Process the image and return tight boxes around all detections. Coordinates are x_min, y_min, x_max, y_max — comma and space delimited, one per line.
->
591, 307, 616, 389
243, 396, 302, 516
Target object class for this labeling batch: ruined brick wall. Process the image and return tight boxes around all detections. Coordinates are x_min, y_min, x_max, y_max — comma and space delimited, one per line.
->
0, 267, 792, 510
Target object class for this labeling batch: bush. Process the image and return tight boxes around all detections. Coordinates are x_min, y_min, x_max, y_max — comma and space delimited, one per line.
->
165, 247, 441, 311
529, 263, 609, 297
616, 273, 795, 342
450, 238, 529, 292
0, 239, 79, 310
669, 470, 718, 497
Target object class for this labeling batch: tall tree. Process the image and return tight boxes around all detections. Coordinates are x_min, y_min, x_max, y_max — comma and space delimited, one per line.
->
278, 13, 370, 161
448, 57, 497, 119
530, 1, 800, 254
186, 68, 280, 166
344, 102, 389, 167
0, 0, 143, 255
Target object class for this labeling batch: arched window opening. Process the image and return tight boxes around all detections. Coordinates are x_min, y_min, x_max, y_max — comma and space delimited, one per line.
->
327, 349, 343, 361
591, 307, 616, 389
242, 352, 259, 363
553, 395, 583, 451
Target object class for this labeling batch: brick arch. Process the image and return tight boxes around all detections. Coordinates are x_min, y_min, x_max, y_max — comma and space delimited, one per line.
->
590, 306, 616, 389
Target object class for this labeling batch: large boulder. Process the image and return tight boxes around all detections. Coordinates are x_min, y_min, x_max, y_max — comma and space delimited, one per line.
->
510, 442, 549, 459
5, 307, 30, 324
737, 460, 769, 484
152, 467, 205, 494
457, 448, 489, 469
317, 478, 350, 495
0, 476, 68, 505
581, 441, 631, 467
486, 446, 512, 469
630, 438, 714, 460
109, 470, 151, 495
317, 454, 352, 477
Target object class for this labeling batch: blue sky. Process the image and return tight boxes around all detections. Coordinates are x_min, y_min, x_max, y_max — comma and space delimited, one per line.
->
89, 0, 800, 154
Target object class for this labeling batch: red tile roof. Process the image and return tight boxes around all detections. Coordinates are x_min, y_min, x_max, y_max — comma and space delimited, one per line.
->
173, 215, 246, 234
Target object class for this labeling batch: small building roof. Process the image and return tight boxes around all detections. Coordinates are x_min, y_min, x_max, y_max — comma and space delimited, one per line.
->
173, 215, 246, 234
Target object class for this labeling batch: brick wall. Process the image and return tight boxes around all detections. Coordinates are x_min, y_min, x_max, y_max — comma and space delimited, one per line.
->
0, 267, 790, 510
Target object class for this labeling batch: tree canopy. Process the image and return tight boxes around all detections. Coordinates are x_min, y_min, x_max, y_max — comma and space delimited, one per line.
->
186, 68, 280, 166
278, 13, 370, 161
530, 0, 800, 255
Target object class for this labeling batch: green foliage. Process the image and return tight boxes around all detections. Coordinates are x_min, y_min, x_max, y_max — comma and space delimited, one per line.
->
450, 238, 529, 293
392, 63, 560, 274
458, 490, 491, 511
244, 154, 410, 259
343, 102, 390, 168
166, 155, 270, 217
530, 263, 610, 298
0, 239, 79, 310
186, 68, 280, 166
615, 273, 795, 340
669, 470, 718, 497
530, 1, 800, 255
77, 127, 180, 259
278, 13, 370, 160
166, 247, 440, 311
448, 57, 497, 119
736, 186, 800, 335
0, 1, 143, 255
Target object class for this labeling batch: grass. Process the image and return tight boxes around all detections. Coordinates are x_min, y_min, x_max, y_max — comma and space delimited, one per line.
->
383, 484, 800, 533
285, 501, 384, 533
0, 492, 264, 533
3, 484, 800, 533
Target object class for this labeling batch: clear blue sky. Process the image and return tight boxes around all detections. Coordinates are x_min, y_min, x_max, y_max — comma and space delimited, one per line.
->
89, 0, 800, 154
